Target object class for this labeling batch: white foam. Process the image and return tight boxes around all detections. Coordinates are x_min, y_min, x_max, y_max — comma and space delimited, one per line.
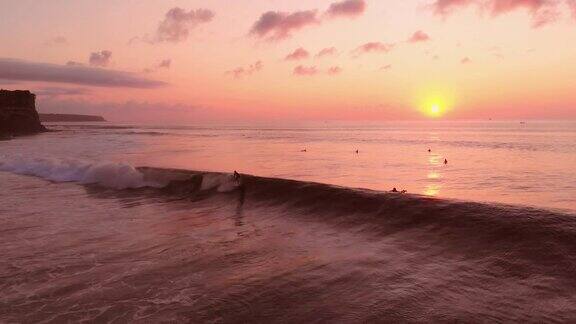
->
200, 173, 238, 192
0, 155, 161, 189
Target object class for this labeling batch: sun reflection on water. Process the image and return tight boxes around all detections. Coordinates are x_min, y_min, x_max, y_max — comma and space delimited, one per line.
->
427, 171, 441, 180
424, 153, 443, 196
424, 184, 441, 196
428, 155, 441, 166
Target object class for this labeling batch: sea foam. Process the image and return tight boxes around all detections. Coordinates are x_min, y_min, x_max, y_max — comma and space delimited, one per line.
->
0, 155, 160, 189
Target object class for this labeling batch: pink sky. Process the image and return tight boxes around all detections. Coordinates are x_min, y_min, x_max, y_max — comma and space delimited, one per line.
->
1, 0, 575, 122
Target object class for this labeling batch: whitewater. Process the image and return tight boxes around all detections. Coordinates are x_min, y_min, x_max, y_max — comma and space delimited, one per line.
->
1, 121, 576, 322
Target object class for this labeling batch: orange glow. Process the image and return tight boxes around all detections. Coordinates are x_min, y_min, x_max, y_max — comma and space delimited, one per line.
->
0, 1, 575, 122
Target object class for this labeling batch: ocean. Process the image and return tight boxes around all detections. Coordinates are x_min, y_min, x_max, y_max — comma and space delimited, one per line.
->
1, 121, 576, 322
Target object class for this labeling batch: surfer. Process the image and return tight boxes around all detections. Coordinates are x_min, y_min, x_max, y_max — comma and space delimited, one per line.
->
355, 149, 359, 154
444, 159, 448, 165
233, 171, 241, 183
391, 187, 398, 193
428, 148, 431, 153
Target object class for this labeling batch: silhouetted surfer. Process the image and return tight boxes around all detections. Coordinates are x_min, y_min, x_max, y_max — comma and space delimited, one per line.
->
444, 159, 448, 165
355, 149, 359, 154
428, 148, 431, 153
232, 171, 246, 225
391, 187, 398, 193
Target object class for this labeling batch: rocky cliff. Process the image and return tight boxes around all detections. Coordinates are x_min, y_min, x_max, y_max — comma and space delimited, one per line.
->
0, 90, 47, 136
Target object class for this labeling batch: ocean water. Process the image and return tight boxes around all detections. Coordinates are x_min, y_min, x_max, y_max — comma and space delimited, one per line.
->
2, 121, 576, 322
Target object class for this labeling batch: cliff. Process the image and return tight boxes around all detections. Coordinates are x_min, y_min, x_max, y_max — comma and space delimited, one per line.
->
0, 90, 47, 136
40, 114, 106, 122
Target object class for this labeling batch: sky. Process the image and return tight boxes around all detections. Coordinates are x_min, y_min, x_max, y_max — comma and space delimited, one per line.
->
0, 0, 575, 122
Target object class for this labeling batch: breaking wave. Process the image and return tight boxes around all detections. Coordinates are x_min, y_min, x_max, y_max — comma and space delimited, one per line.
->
0, 156, 159, 190
0, 155, 243, 193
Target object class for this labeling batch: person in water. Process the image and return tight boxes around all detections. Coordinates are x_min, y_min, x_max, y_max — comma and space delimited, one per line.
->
444, 159, 448, 164
391, 188, 398, 193
233, 171, 241, 183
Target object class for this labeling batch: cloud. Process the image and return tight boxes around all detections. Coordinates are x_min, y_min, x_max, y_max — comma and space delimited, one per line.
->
226, 61, 263, 79
89, 50, 112, 67
0, 58, 166, 88
408, 30, 431, 43
159, 59, 172, 69
315, 47, 338, 58
488, 46, 506, 60
327, 66, 343, 75
44, 36, 67, 46
490, 0, 560, 28
429, 0, 564, 28
353, 42, 395, 55
285, 48, 310, 61
570, 0, 576, 18
143, 59, 173, 73
325, 0, 367, 18
293, 65, 319, 76
430, 0, 475, 16
530, 8, 560, 27
250, 10, 319, 41
153, 7, 215, 43
35, 87, 91, 97
461, 57, 472, 64
490, 0, 550, 15
249, 1, 366, 41
292, 66, 340, 76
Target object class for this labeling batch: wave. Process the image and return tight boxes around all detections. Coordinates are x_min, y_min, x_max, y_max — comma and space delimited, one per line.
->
2, 155, 575, 222
0, 156, 162, 190
0, 156, 244, 193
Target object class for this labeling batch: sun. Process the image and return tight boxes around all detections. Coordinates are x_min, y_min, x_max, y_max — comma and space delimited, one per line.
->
430, 104, 441, 116
426, 103, 446, 118
414, 86, 456, 119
